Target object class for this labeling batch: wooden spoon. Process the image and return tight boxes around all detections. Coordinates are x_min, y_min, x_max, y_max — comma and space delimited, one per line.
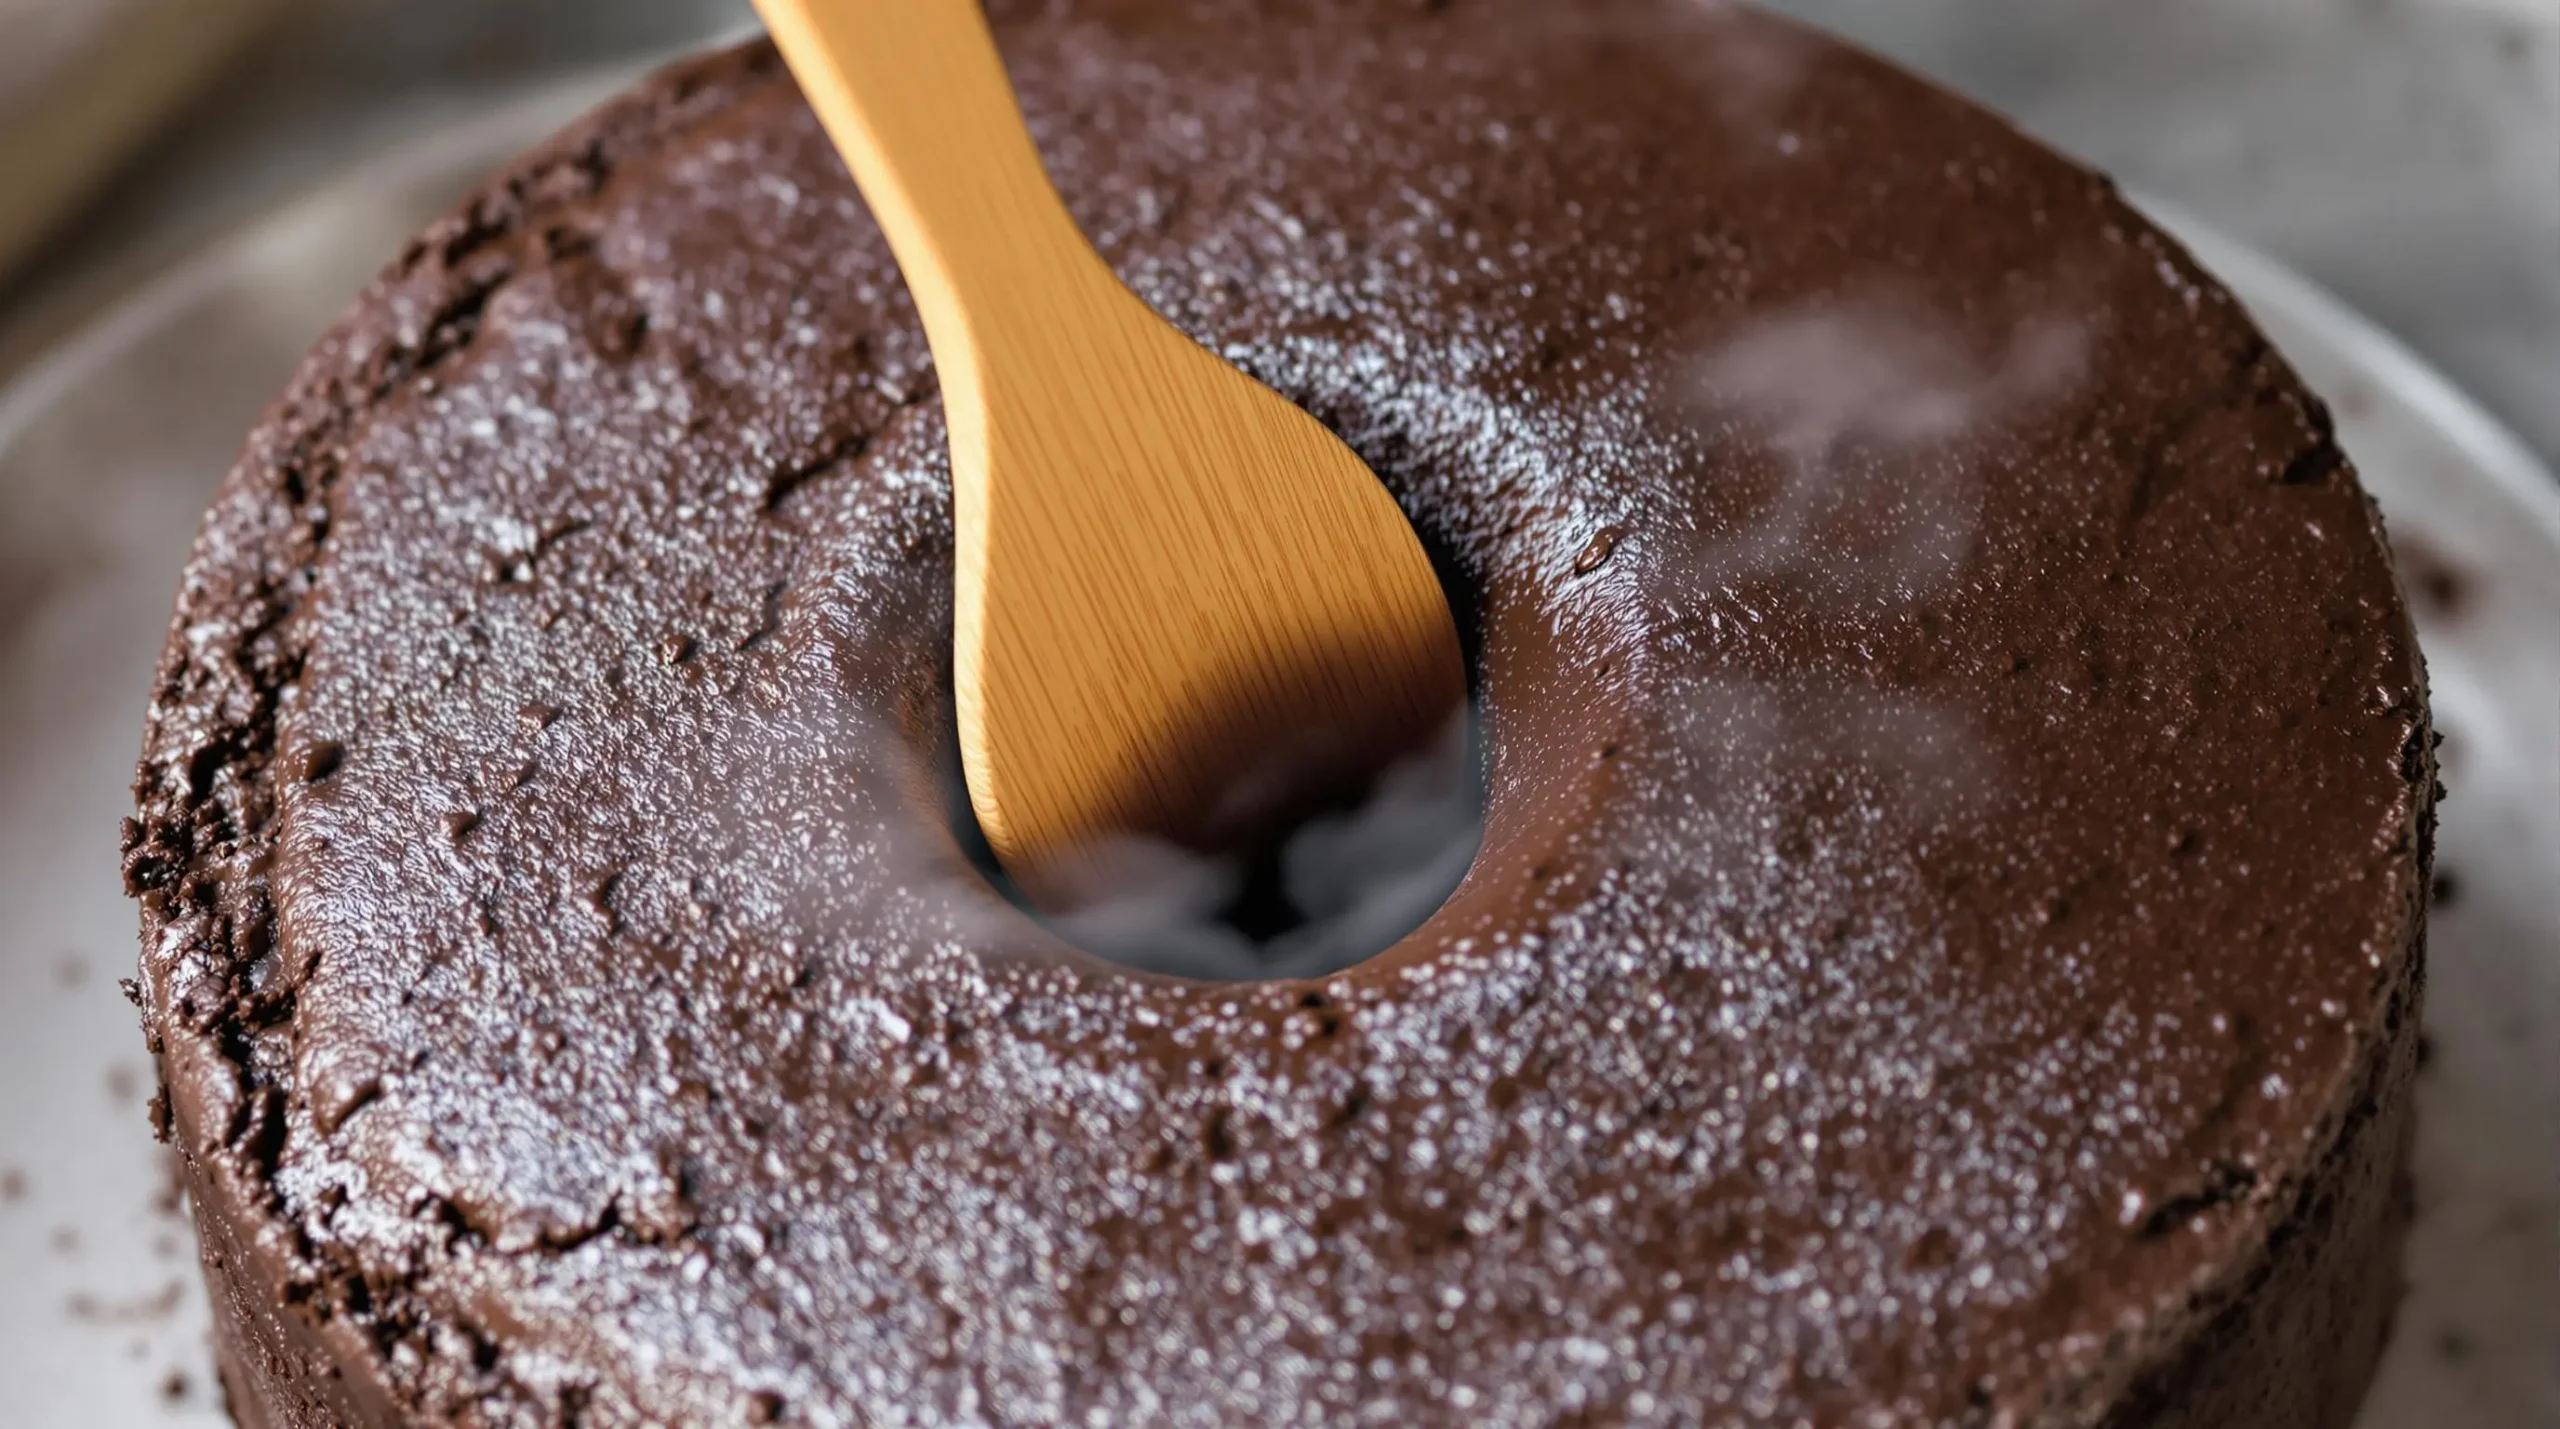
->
754, 0, 1466, 898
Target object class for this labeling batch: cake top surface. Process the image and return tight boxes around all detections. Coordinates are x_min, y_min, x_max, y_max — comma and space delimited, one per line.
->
129, 3, 2428, 1424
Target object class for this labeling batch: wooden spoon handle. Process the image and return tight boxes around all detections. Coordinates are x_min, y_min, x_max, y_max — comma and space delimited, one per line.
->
753, 0, 1117, 362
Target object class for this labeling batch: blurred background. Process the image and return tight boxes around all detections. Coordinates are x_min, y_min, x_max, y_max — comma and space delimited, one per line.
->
0, 0, 2553, 463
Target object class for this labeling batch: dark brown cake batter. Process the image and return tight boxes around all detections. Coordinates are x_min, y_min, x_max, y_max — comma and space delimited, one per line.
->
126, 3, 2432, 1424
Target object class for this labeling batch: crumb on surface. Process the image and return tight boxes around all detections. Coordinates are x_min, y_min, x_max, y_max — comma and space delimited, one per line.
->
152, 1150, 185, 1218
66, 1281, 185, 1324
2393, 533, 2473, 620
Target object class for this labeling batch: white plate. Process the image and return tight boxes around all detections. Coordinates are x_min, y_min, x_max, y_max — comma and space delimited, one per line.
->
0, 79, 2551, 1428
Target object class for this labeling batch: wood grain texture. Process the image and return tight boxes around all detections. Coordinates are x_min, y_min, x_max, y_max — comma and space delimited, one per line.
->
752, 0, 1466, 895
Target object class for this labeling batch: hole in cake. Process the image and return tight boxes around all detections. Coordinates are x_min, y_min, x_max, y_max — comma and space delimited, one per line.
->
933, 464, 1489, 982
947, 702, 1484, 981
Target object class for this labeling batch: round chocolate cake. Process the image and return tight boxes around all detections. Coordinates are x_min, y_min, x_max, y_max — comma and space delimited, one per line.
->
127, 3, 2433, 1425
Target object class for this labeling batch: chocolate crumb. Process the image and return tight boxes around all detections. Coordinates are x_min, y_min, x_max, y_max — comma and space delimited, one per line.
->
1, 1167, 23, 1202
2429, 870, 2460, 909
2393, 535, 2473, 621
65, 1281, 185, 1323
2435, 1328, 2472, 1362
162, 1370, 190, 1404
107, 1063, 141, 1104
152, 1150, 186, 1218
2415, 1033, 2435, 1070
55, 954, 85, 988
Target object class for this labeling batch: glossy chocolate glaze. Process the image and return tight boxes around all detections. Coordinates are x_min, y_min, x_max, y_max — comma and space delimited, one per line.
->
127, 4, 2432, 1425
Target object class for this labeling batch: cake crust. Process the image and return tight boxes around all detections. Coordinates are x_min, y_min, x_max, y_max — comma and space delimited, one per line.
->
128, 6, 2432, 1426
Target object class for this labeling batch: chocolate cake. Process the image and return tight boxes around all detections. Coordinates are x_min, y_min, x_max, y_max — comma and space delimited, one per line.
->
126, 3, 2433, 1425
